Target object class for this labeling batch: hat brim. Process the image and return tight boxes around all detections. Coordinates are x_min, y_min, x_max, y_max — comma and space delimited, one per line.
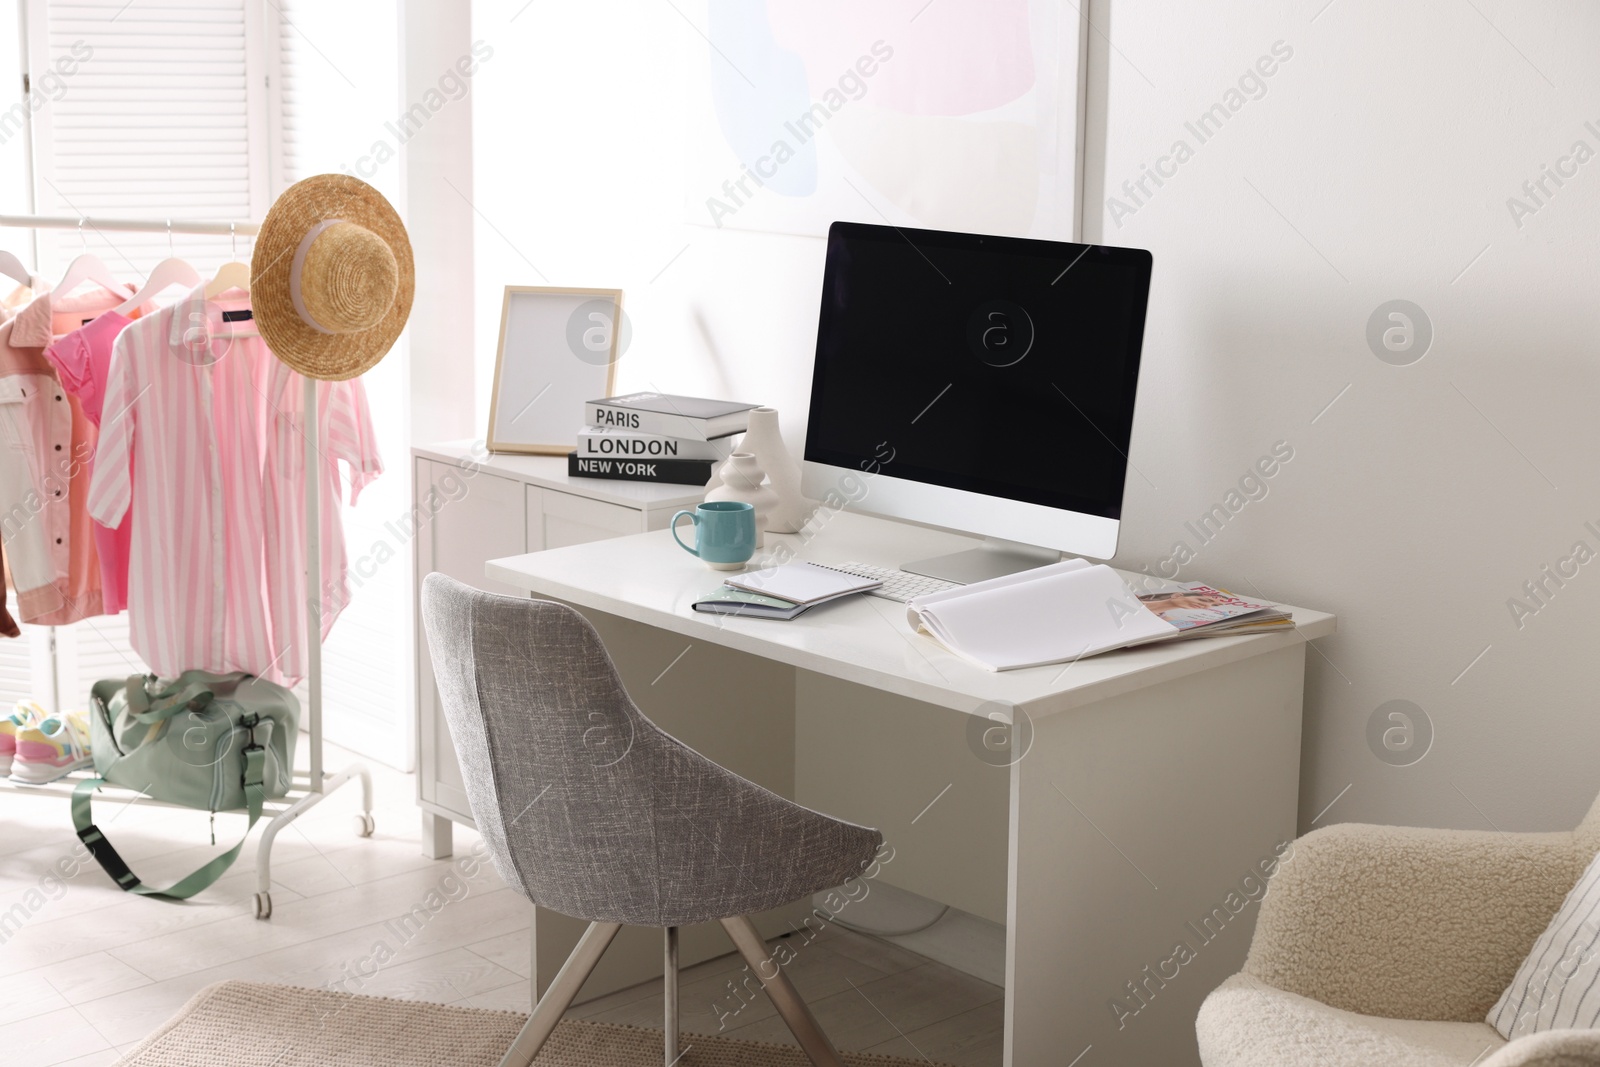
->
252, 174, 414, 381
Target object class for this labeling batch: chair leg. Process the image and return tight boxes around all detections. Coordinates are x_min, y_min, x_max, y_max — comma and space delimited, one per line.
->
664, 926, 679, 1065
498, 920, 622, 1067
720, 915, 846, 1067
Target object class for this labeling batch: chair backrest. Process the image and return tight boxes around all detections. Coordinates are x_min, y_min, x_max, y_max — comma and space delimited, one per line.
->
1575, 788, 1600, 858
419, 573, 883, 927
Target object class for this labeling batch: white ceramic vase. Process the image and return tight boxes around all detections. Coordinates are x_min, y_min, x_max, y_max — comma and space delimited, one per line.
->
705, 452, 779, 546
739, 407, 814, 534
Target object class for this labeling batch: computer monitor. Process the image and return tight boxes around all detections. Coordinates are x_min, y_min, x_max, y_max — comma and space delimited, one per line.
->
800, 221, 1153, 583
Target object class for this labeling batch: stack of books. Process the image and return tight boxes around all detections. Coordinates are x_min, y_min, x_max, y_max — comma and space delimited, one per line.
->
569, 393, 759, 485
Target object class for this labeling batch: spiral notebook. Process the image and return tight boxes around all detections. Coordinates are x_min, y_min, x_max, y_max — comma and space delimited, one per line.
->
724, 562, 881, 605
692, 586, 815, 620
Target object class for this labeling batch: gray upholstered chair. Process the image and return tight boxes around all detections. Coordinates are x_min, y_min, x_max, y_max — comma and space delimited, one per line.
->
421, 574, 884, 1067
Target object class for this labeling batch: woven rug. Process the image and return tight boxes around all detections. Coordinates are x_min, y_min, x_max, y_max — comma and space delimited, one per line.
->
118, 980, 950, 1066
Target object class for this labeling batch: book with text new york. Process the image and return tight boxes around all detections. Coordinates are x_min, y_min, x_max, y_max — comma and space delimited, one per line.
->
566, 451, 714, 486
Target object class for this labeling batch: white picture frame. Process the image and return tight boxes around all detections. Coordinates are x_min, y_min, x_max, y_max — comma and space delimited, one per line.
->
486, 286, 624, 455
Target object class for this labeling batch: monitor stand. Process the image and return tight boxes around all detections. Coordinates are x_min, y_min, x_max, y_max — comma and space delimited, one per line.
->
901, 538, 1062, 586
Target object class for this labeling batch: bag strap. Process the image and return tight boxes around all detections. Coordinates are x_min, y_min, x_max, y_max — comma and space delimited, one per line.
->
121, 674, 151, 717
122, 675, 216, 726
71, 717, 268, 900
131, 684, 215, 725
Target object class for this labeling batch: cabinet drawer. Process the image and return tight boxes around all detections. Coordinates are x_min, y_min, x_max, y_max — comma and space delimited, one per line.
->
425, 467, 527, 594
541, 489, 642, 548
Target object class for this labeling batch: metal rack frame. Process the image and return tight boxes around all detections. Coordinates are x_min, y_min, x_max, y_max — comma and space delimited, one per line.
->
0, 213, 372, 920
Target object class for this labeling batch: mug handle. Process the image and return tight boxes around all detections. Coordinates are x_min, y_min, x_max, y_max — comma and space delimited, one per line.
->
670, 510, 699, 557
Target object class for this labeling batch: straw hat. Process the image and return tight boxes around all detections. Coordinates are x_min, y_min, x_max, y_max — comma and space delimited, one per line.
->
252, 174, 414, 381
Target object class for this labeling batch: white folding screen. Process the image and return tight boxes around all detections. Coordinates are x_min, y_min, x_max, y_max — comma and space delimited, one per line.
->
22, 0, 273, 275
0, 624, 54, 710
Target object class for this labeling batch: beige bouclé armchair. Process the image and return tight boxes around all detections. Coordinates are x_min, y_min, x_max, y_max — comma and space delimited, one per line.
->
1197, 791, 1600, 1067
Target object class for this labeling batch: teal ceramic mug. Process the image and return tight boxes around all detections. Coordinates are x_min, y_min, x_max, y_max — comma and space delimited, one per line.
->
671, 501, 756, 570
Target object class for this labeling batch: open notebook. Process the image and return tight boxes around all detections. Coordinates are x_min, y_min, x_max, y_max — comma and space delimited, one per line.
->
905, 560, 1290, 671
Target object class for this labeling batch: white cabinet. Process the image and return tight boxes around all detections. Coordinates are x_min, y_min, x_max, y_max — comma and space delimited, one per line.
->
412, 442, 702, 857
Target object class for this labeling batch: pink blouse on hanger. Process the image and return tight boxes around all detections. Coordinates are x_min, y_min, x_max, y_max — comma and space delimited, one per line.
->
45, 310, 134, 614
1, 287, 127, 624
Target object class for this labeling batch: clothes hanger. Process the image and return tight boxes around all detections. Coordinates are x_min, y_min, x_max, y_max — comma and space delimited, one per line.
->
113, 222, 199, 316
203, 223, 251, 299
0, 249, 33, 288
202, 260, 250, 299
203, 224, 258, 336
53, 218, 126, 297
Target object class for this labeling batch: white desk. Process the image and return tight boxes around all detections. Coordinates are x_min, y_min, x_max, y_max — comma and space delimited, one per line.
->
486, 510, 1333, 1067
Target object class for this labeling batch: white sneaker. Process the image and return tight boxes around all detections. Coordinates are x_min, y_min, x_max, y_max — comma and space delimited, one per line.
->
10, 708, 93, 784
0, 701, 46, 776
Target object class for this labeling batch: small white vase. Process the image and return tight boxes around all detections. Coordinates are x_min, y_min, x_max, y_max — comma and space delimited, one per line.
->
705, 452, 779, 547
740, 407, 813, 534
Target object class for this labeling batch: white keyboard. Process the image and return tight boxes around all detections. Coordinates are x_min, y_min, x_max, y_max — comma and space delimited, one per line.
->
819, 561, 962, 604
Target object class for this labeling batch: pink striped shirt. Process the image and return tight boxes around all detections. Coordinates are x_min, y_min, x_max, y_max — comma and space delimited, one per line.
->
261, 360, 383, 684
87, 288, 279, 680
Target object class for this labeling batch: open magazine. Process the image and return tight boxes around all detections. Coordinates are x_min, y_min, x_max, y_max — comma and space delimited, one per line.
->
904, 560, 1292, 671
1136, 585, 1292, 638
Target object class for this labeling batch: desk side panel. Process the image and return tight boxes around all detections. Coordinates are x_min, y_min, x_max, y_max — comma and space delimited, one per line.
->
1006, 644, 1305, 1067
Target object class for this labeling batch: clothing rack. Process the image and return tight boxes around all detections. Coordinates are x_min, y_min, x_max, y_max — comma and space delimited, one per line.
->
0, 215, 261, 236
0, 212, 372, 920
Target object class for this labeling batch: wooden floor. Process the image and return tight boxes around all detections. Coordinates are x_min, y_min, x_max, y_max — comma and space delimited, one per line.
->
0, 744, 1003, 1066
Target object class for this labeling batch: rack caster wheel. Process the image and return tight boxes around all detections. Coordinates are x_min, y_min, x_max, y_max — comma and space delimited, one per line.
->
354, 813, 375, 838
254, 892, 272, 920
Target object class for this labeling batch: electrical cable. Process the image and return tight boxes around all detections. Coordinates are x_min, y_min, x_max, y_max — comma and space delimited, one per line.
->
829, 905, 951, 938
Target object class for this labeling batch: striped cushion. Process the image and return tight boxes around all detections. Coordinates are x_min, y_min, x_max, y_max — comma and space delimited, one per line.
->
1489, 848, 1600, 1039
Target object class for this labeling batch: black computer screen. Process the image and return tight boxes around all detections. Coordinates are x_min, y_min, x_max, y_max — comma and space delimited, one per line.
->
804, 222, 1152, 520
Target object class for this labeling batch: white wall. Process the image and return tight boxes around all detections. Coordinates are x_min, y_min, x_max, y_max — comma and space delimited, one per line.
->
1089, 0, 1600, 833
471, 0, 1600, 834
275, 0, 414, 768
401, 0, 478, 447
470, 0, 827, 452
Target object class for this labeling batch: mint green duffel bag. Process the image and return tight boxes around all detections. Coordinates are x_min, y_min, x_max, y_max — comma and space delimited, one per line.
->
72, 672, 299, 899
